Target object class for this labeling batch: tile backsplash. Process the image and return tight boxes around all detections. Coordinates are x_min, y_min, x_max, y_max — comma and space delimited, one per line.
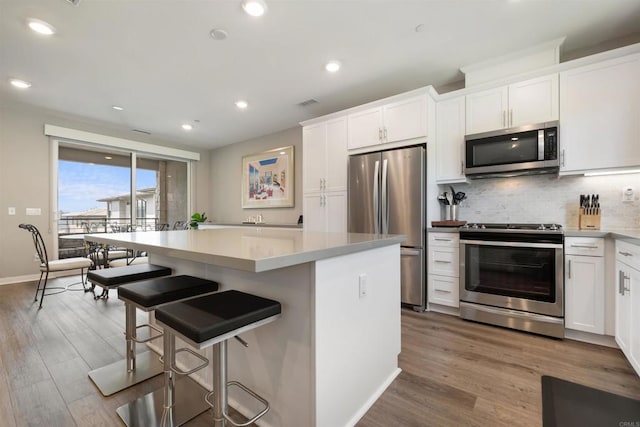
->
442, 173, 640, 229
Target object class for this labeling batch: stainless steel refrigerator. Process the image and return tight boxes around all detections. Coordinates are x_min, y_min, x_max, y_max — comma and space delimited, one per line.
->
348, 145, 426, 309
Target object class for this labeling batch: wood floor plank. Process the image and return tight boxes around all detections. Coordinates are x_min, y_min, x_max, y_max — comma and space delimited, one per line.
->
2, 280, 640, 427
0, 351, 17, 427
11, 379, 76, 427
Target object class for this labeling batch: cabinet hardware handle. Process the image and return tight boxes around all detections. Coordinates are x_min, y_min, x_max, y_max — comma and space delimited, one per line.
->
384, 127, 387, 141
435, 260, 451, 263
434, 238, 452, 242
502, 111, 506, 128
619, 270, 624, 295
509, 109, 513, 127
378, 128, 382, 141
571, 244, 599, 249
568, 259, 571, 279
618, 251, 633, 257
561, 149, 565, 167
461, 160, 464, 175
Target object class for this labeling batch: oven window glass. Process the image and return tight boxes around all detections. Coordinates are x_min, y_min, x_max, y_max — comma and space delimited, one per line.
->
469, 130, 538, 167
464, 244, 556, 302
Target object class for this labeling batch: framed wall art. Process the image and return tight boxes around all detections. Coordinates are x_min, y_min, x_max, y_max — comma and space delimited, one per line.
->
242, 145, 294, 208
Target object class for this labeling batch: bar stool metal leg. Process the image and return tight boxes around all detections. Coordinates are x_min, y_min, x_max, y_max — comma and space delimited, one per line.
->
212, 341, 227, 427
161, 332, 177, 427
126, 302, 137, 372
89, 301, 163, 396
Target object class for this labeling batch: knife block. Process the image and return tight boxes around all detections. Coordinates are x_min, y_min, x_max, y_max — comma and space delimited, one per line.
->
579, 208, 601, 230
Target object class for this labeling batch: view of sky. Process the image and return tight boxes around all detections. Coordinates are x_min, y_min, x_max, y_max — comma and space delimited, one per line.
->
58, 160, 156, 213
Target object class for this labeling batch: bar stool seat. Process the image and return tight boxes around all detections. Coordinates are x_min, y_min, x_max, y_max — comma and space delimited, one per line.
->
88, 270, 218, 399
118, 290, 281, 427
156, 290, 281, 344
88, 263, 172, 299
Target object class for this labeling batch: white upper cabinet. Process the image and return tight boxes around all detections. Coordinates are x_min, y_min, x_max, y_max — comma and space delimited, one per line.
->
302, 115, 348, 233
465, 86, 508, 134
435, 96, 466, 183
346, 108, 383, 150
348, 94, 427, 149
302, 116, 348, 194
465, 73, 559, 135
559, 53, 640, 174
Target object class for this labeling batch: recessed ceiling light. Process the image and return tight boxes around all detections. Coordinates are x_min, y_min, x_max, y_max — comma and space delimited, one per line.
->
325, 60, 341, 73
415, 24, 425, 33
27, 18, 56, 35
9, 78, 32, 89
210, 28, 228, 41
182, 124, 193, 131
104, 156, 113, 160
112, 105, 124, 111
235, 100, 248, 109
241, 0, 267, 17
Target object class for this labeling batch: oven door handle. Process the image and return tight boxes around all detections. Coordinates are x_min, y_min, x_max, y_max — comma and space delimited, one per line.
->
460, 239, 563, 249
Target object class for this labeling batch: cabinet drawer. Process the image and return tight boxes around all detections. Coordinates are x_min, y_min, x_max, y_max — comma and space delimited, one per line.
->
428, 232, 459, 247
565, 237, 604, 256
428, 246, 459, 277
428, 274, 459, 307
617, 240, 640, 270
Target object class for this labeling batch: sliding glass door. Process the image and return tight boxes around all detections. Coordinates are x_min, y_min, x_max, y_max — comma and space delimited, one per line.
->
56, 144, 189, 258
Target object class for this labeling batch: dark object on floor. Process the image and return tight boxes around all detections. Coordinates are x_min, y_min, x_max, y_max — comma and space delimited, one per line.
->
542, 375, 640, 427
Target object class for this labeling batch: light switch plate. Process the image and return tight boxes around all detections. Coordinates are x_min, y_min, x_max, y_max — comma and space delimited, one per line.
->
8, 207, 16, 215
26, 208, 41, 216
623, 186, 634, 202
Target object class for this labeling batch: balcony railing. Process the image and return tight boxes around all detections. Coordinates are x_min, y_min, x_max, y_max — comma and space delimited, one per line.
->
58, 216, 165, 258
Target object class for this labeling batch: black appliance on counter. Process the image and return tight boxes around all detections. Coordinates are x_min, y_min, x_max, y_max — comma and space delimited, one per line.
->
459, 223, 564, 338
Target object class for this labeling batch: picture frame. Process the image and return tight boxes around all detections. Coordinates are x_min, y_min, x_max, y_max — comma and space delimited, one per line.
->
242, 145, 294, 209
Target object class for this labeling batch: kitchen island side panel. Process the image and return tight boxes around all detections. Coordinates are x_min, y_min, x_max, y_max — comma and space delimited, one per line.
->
147, 253, 314, 427
314, 244, 402, 427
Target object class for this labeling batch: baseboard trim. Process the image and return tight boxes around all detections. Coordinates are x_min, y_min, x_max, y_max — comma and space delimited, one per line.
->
564, 329, 618, 348
0, 270, 78, 286
345, 367, 402, 427
428, 303, 461, 317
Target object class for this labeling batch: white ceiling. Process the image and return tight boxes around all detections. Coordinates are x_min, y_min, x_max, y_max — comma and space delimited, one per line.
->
2, 0, 640, 150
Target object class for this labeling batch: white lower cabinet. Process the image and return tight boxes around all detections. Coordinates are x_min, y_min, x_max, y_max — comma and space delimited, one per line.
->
427, 232, 459, 308
303, 191, 347, 233
564, 237, 605, 334
615, 240, 640, 376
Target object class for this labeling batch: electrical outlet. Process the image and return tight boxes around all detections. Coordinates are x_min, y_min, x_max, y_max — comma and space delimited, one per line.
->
8, 207, 15, 215
623, 186, 634, 202
358, 274, 367, 298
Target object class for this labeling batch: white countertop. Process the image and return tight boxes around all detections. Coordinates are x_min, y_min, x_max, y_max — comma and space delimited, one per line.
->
84, 228, 405, 272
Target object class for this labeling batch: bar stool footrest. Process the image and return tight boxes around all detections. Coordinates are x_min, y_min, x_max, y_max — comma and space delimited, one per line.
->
171, 348, 209, 376
205, 380, 270, 427
131, 323, 163, 344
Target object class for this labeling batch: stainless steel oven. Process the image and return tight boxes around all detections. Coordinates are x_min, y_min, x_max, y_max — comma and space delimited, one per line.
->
459, 223, 564, 338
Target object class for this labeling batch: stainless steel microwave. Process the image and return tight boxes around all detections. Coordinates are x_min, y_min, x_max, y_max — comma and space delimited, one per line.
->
464, 121, 559, 178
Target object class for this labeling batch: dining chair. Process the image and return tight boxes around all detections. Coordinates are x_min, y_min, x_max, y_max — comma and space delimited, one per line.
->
19, 223, 93, 308
172, 220, 188, 230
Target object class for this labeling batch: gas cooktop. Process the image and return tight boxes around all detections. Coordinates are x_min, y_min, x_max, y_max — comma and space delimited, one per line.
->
460, 223, 563, 233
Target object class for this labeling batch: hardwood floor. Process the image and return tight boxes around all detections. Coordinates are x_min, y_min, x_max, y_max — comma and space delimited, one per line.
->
1, 278, 639, 426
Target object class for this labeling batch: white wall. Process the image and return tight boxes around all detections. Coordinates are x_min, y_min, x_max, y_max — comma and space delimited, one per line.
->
0, 100, 211, 281
208, 127, 303, 225
441, 173, 640, 229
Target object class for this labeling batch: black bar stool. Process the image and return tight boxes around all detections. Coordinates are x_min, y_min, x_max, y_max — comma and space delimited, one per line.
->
87, 262, 171, 300
88, 264, 225, 400
123, 290, 281, 427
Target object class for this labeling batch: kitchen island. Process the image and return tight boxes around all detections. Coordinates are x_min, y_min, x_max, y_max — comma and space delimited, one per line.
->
85, 228, 404, 427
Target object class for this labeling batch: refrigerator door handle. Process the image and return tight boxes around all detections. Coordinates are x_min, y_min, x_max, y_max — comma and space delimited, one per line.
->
373, 160, 380, 235
381, 158, 389, 234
